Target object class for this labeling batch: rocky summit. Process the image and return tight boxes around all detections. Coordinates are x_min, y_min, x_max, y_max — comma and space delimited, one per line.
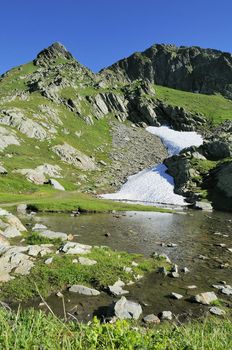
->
0, 42, 231, 211
102, 44, 232, 99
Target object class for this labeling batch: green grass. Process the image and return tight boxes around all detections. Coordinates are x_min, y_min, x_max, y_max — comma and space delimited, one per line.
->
154, 84, 232, 124
0, 308, 231, 349
190, 159, 218, 176
0, 246, 164, 302
0, 191, 173, 213
24, 231, 63, 246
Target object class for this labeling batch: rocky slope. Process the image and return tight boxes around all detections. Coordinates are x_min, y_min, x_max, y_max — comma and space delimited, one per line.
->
101, 44, 232, 99
0, 42, 173, 195
0, 42, 231, 211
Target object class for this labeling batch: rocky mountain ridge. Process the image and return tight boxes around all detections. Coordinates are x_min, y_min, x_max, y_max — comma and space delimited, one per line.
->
101, 43, 232, 100
0, 42, 231, 211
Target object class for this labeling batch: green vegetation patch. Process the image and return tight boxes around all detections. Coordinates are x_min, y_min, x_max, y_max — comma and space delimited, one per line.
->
0, 247, 165, 302
0, 308, 231, 350
24, 231, 63, 246
154, 84, 232, 124
0, 191, 173, 213
190, 159, 218, 176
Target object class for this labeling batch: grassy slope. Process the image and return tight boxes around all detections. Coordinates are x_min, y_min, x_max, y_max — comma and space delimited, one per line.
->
154, 84, 232, 124
0, 308, 231, 350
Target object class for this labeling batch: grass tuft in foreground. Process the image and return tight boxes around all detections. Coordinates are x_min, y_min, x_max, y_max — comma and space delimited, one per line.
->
0, 307, 231, 350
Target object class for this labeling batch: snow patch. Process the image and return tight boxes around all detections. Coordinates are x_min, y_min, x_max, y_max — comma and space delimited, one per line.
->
101, 126, 203, 206
146, 126, 203, 156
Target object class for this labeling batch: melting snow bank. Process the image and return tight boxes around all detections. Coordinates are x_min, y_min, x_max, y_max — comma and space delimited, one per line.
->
101, 126, 203, 207
146, 126, 203, 156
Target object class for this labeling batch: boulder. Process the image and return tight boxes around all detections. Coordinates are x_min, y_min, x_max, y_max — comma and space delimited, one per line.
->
193, 201, 213, 212
114, 296, 142, 320
48, 179, 65, 191
61, 242, 92, 255
2, 226, 21, 238
0, 165, 7, 174
143, 314, 160, 324
203, 161, 232, 212
15, 164, 62, 185
194, 292, 218, 305
52, 143, 96, 170
39, 230, 68, 241
32, 223, 48, 231
209, 307, 225, 316
16, 204, 27, 214
0, 126, 20, 151
108, 280, 129, 296
0, 109, 48, 140
27, 245, 52, 257
69, 284, 100, 296
160, 311, 173, 321
0, 234, 10, 254
171, 292, 183, 300
44, 257, 53, 265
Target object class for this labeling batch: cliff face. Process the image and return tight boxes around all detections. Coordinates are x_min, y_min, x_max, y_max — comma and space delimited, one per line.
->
101, 44, 232, 100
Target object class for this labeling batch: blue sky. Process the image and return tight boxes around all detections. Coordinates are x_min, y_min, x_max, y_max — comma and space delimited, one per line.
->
1, 0, 232, 74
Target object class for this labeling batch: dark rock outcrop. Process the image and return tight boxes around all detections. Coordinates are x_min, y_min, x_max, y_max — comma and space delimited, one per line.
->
165, 121, 232, 210
101, 44, 232, 100
203, 161, 232, 211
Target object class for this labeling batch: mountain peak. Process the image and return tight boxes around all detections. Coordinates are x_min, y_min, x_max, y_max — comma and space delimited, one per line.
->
34, 42, 74, 66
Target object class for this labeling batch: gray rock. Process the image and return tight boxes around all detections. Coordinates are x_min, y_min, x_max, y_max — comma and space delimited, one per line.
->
143, 314, 160, 324
3, 226, 22, 238
0, 126, 20, 151
14, 259, 34, 275
167, 243, 178, 247
221, 286, 232, 296
194, 292, 218, 305
27, 245, 52, 257
16, 204, 27, 214
160, 311, 173, 321
170, 272, 180, 278
44, 257, 53, 265
78, 257, 97, 266
61, 242, 92, 254
114, 296, 142, 320
0, 234, 10, 254
69, 284, 100, 296
39, 230, 68, 241
182, 267, 190, 273
0, 109, 48, 140
48, 179, 65, 191
0, 164, 7, 174
187, 285, 197, 289
194, 201, 213, 212
16, 164, 62, 185
52, 143, 96, 170
209, 307, 225, 316
171, 292, 183, 300
32, 223, 48, 231
108, 280, 129, 296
